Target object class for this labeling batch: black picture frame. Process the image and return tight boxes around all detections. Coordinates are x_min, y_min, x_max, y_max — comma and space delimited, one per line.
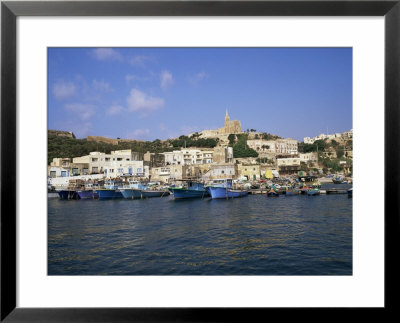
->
1, 0, 399, 321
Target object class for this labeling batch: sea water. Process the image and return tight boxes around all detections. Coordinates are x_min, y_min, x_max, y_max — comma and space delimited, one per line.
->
48, 184, 352, 275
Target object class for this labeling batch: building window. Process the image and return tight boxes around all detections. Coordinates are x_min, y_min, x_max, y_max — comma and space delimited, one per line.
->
50, 171, 56, 178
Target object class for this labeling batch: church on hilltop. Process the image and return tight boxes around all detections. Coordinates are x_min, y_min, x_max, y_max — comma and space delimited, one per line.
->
218, 109, 242, 134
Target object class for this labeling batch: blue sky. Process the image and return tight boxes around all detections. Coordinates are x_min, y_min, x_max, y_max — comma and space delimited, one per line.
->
48, 47, 352, 141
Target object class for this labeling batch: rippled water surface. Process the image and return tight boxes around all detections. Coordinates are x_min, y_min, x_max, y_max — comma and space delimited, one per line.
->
48, 184, 352, 275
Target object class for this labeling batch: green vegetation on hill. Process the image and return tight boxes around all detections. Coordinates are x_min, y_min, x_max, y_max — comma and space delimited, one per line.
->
261, 132, 281, 140
298, 139, 327, 153
298, 139, 352, 154
48, 135, 173, 165
170, 135, 218, 149
231, 134, 258, 158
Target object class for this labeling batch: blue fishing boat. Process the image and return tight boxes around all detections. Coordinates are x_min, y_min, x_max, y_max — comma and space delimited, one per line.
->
285, 189, 300, 196
207, 179, 248, 199
266, 184, 280, 197
77, 190, 99, 199
307, 188, 321, 196
141, 190, 170, 198
208, 187, 248, 199
120, 188, 142, 199
120, 180, 146, 199
169, 180, 210, 199
58, 190, 80, 200
96, 180, 123, 200
267, 189, 279, 197
77, 183, 100, 199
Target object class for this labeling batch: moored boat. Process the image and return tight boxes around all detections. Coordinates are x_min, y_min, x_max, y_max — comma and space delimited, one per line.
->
141, 190, 170, 198
77, 183, 100, 199
169, 180, 210, 199
77, 190, 99, 199
332, 175, 345, 184
96, 189, 123, 199
267, 189, 279, 197
120, 188, 142, 199
307, 188, 321, 196
96, 180, 123, 200
285, 189, 300, 196
208, 186, 248, 199
58, 190, 80, 200
299, 175, 321, 188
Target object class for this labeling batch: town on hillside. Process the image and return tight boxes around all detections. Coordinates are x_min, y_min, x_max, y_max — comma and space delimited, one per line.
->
48, 110, 353, 189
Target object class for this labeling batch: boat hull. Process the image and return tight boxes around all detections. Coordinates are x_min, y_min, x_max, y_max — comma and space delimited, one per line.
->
58, 190, 80, 200
141, 190, 170, 198
307, 189, 320, 196
120, 189, 142, 199
77, 190, 99, 199
170, 188, 209, 199
267, 191, 279, 197
96, 189, 123, 200
209, 186, 248, 199
285, 190, 300, 196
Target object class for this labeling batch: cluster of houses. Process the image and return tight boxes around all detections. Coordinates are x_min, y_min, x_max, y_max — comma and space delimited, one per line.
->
48, 112, 353, 187
303, 129, 353, 144
48, 144, 322, 188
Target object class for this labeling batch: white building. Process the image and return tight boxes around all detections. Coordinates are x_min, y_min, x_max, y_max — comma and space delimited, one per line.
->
246, 139, 276, 153
163, 150, 184, 165
277, 157, 301, 167
103, 160, 147, 178
162, 149, 214, 166
73, 149, 141, 174
304, 129, 353, 144
48, 166, 71, 178
299, 152, 318, 163
202, 164, 236, 180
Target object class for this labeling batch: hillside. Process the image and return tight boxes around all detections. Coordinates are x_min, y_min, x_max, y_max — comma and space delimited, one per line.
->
48, 134, 173, 165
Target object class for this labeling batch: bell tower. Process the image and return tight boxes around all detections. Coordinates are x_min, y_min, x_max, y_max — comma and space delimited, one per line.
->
225, 109, 230, 127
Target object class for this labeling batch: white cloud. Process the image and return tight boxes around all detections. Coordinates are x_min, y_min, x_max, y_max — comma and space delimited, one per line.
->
160, 70, 174, 89
189, 72, 209, 85
91, 48, 123, 61
125, 74, 136, 84
53, 81, 76, 100
107, 105, 124, 116
93, 79, 111, 92
126, 89, 164, 114
129, 55, 152, 68
64, 103, 95, 120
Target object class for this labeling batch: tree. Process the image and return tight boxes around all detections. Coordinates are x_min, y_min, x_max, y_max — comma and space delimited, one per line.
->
228, 134, 236, 146
336, 145, 345, 158
232, 134, 259, 158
